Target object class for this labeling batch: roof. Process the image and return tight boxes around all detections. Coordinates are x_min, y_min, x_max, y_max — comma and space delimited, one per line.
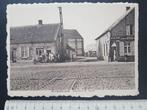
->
63, 29, 83, 39
95, 7, 135, 40
10, 24, 60, 44
10, 25, 83, 44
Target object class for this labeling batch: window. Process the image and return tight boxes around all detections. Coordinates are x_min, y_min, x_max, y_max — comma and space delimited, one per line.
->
77, 41, 82, 48
124, 46, 127, 53
11, 48, 17, 61
77, 39, 82, 42
68, 39, 76, 42
29, 48, 33, 58
36, 48, 44, 56
68, 43, 76, 49
126, 25, 133, 35
128, 46, 131, 53
21, 46, 29, 58
68, 39, 76, 49
124, 42, 131, 55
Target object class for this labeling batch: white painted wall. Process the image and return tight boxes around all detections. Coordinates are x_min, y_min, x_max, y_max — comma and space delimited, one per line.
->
96, 32, 111, 61
10, 42, 56, 61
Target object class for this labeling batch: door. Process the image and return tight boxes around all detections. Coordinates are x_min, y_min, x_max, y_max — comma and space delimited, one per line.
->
46, 50, 51, 56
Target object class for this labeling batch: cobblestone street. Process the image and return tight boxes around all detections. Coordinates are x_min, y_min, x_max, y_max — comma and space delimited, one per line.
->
10, 62, 135, 91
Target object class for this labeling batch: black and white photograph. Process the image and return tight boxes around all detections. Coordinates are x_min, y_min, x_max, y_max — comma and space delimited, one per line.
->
7, 3, 138, 97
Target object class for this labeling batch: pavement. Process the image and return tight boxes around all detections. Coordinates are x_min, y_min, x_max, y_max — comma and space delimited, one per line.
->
10, 61, 135, 91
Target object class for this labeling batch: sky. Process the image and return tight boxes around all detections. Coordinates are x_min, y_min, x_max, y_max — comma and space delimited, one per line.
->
7, 3, 136, 50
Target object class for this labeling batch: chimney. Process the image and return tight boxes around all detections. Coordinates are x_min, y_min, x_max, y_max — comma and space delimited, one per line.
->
126, 6, 130, 11
38, 20, 43, 25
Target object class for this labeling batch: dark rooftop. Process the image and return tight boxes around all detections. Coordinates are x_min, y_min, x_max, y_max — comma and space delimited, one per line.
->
10, 24, 83, 44
63, 29, 83, 39
10, 24, 60, 44
95, 7, 135, 40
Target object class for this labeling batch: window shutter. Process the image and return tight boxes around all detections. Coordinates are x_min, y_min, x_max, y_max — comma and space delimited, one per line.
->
27, 47, 29, 57
119, 42, 124, 56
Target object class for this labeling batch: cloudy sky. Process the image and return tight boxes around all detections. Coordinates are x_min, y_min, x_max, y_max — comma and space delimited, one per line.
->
7, 3, 136, 50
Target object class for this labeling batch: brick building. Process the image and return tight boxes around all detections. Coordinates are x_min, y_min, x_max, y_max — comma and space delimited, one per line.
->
64, 29, 84, 56
95, 7, 135, 62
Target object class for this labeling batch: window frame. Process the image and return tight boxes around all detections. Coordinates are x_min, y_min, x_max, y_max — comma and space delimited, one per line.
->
124, 42, 131, 55
36, 48, 44, 56
21, 46, 29, 58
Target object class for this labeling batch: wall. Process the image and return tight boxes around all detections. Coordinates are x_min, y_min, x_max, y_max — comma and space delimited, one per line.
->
96, 32, 111, 61
110, 8, 135, 61
111, 9, 135, 37
67, 38, 84, 56
10, 42, 56, 62
119, 41, 134, 56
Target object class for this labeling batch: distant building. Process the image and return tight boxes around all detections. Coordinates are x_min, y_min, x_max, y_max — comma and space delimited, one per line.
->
10, 20, 84, 63
85, 51, 96, 57
64, 29, 84, 56
95, 7, 135, 62
85, 43, 97, 57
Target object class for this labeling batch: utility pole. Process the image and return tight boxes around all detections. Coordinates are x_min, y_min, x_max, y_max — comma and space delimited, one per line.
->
58, 7, 63, 30
58, 7, 65, 62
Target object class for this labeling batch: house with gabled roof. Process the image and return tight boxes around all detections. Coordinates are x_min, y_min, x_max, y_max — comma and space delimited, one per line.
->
64, 29, 84, 56
10, 7, 84, 63
10, 20, 84, 63
95, 7, 135, 62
